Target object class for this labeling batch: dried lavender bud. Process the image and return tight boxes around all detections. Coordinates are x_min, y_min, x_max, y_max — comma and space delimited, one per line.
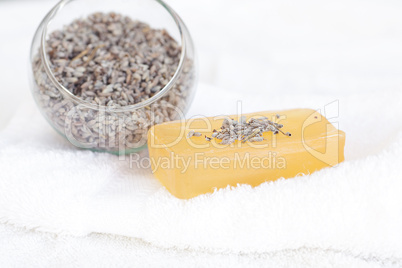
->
220, 139, 231, 145
205, 114, 291, 145
242, 128, 261, 143
205, 136, 212, 141
187, 130, 195, 138
239, 115, 247, 124
222, 118, 231, 128
249, 137, 264, 142
193, 132, 202, 137
216, 133, 226, 140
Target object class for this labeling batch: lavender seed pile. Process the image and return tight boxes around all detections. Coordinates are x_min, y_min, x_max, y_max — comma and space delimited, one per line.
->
188, 115, 291, 145
32, 12, 194, 151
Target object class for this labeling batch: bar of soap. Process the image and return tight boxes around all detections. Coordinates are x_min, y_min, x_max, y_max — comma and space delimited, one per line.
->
147, 109, 345, 199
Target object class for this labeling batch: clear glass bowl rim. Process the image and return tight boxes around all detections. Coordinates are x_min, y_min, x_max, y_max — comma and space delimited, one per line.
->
34, 0, 190, 112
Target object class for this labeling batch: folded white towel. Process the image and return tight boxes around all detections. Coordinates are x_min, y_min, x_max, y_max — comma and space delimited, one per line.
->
1, 84, 401, 263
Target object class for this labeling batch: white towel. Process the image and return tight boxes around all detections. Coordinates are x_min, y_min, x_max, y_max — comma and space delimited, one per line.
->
1, 84, 402, 263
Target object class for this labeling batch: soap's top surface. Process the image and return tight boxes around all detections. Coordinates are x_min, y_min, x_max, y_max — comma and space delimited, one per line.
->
148, 108, 344, 156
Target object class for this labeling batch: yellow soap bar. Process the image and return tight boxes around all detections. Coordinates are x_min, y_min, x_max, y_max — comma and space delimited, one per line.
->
147, 109, 345, 199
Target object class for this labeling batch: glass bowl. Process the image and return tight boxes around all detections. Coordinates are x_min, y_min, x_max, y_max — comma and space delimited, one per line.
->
29, 0, 197, 155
